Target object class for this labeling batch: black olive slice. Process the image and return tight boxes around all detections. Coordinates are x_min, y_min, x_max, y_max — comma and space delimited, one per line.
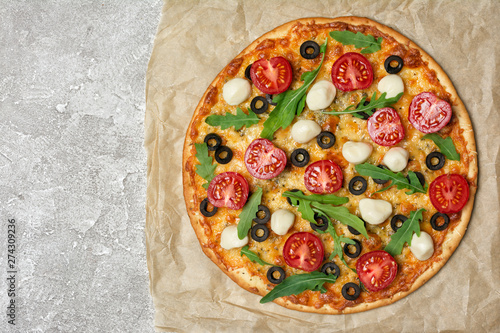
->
286, 189, 300, 207
317, 131, 336, 149
391, 214, 408, 232
300, 40, 320, 59
310, 213, 329, 232
384, 55, 404, 74
426, 152, 445, 170
291, 149, 310, 167
348, 176, 368, 195
200, 198, 217, 217
267, 266, 286, 284
430, 212, 450, 231
348, 220, 366, 236
245, 63, 252, 81
204, 133, 222, 151
214, 145, 233, 164
250, 96, 269, 114
373, 164, 390, 184
406, 171, 426, 186
266, 94, 277, 106
342, 282, 361, 300
321, 262, 340, 278
343, 239, 362, 258
253, 205, 271, 224
355, 100, 376, 120
251, 224, 270, 242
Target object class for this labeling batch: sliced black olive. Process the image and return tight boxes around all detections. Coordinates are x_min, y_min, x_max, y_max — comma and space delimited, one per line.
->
251, 224, 270, 242
391, 214, 408, 232
310, 213, 328, 232
355, 100, 376, 120
200, 198, 217, 217
384, 55, 404, 74
426, 152, 445, 170
342, 282, 361, 300
266, 94, 277, 106
348, 176, 367, 195
253, 205, 271, 224
245, 63, 252, 81
204, 133, 222, 151
348, 220, 366, 236
214, 145, 233, 164
430, 212, 450, 231
267, 266, 286, 284
343, 239, 362, 258
406, 171, 426, 186
286, 189, 300, 206
291, 149, 310, 167
321, 262, 340, 278
300, 40, 320, 59
373, 164, 390, 184
317, 131, 336, 149
250, 96, 269, 114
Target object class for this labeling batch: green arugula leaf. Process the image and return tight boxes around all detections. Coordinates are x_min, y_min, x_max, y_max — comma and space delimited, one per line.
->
260, 39, 328, 140
384, 208, 425, 256
355, 163, 427, 195
283, 191, 348, 206
326, 219, 356, 271
329, 30, 383, 54
240, 245, 273, 266
422, 133, 460, 161
324, 92, 403, 118
312, 203, 369, 238
205, 107, 260, 130
194, 143, 217, 189
260, 271, 336, 303
237, 187, 263, 239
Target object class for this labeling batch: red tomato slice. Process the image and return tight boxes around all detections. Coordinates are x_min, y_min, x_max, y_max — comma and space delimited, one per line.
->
429, 174, 470, 214
244, 138, 287, 179
356, 250, 398, 292
409, 92, 452, 133
207, 172, 249, 210
367, 107, 405, 146
283, 232, 325, 272
304, 160, 343, 194
331, 52, 374, 92
250, 56, 293, 95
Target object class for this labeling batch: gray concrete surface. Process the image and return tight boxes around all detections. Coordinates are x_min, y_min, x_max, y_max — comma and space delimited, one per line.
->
0, 1, 162, 332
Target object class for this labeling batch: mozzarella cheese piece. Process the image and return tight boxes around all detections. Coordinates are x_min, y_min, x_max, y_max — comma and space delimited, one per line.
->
409, 231, 434, 261
271, 209, 295, 235
342, 141, 373, 164
222, 78, 251, 105
359, 198, 392, 225
291, 120, 322, 143
383, 147, 410, 172
306, 80, 337, 110
220, 225, 248, 250
378, 74, 404, 99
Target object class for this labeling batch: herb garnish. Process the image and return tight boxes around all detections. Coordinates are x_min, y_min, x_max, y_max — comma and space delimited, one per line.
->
355, 163, 427, 194
240, 245, 273, 266
260, 39, 328, 140
422, 133, 460, 161
237, 187, 263, 239
323, 92, 403, 118
329, 30, 383, 54
205, 107, 260, 130
194, 143, 217, 189
384, 208, 425, 256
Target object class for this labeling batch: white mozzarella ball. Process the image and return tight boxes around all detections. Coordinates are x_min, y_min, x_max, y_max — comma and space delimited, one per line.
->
342, 141, 373, 165
222, 78, 252, 105
220, 225, 248, 250
409, 231, 434, 261
306, 80, 337, 110
291, 120, 322, 143
271, 209, 295, 235
359, 199, 392, 225
378, 74, 404, 99
383, 147, 410, 172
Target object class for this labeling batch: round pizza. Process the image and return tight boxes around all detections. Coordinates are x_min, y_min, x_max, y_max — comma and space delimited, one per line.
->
182, 17, 478, 314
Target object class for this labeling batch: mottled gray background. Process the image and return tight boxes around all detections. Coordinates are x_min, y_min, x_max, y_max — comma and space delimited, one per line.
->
0, 1, 162, 332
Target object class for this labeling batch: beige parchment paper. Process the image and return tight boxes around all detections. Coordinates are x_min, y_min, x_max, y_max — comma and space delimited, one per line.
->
145, 1, 500, 331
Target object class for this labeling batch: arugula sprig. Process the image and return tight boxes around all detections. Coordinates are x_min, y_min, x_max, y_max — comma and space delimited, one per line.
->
330, 30, 383, 54
240, 245, 273, 266
324, 92, 403, 118
205, 107, 260, 130
384, 208, 425, 256
422, 133, 460, 161
194, 143, 217, 189
355, 163, 427, 195
237, 187, 263, 239
260, 38, 328, 140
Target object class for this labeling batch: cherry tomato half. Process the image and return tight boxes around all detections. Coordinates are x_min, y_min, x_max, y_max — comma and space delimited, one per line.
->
250, 56, 293, 95
367, 107, 405, 146
408, 92, 452, 133
283, 232, 325, 272
304, 160, 343, 194
429, 174, 470, 214
331, 52, 374, 92
356, 250, 398, 292
244, 138, 287, 180
207, 172, 249, 210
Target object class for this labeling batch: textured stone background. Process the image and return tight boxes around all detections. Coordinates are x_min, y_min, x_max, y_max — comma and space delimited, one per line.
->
0, 1, 162, 332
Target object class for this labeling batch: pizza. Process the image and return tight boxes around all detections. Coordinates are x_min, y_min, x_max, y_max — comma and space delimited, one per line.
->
182, 17, 478, 314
